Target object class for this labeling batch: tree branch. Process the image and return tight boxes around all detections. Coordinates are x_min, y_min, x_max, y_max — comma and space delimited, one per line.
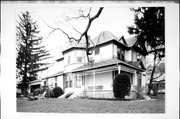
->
43, 7, 103, 62
42, 18, 79, 42
152, 72, 164, 80
67, 20, 82, 35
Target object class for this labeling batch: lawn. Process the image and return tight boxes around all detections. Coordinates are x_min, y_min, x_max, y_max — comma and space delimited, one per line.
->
17, 94, 165, 113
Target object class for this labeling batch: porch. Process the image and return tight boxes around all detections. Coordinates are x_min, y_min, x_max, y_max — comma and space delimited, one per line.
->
64, 59, 146, 98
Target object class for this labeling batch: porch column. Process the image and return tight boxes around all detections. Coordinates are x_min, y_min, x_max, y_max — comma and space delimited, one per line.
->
118, 64, 121, 74
93, 71, 96, 98
134, 71, 137, 86
141, 72, 146, 87
72, 73, 75, 90
28, 85, 31, 94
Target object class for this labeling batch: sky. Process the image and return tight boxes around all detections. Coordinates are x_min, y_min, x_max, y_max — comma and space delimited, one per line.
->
16, 6, 135, 62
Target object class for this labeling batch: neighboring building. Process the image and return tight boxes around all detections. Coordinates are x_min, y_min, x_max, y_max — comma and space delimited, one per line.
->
28, 31, 148, 98
146, 63, 165, 93
28, 67, 48, 93
28, 57, 65, 93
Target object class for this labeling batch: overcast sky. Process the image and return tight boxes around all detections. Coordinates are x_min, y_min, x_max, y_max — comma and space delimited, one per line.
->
16, 6, 135, 61
2, 3, 179, 63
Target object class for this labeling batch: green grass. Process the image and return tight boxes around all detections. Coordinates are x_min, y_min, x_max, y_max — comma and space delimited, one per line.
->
17, 95, 165, 113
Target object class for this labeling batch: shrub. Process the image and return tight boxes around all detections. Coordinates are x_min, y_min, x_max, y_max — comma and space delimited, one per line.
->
45, 89, 55, 98
53, 87, 64, 98
113, 73, 131, 99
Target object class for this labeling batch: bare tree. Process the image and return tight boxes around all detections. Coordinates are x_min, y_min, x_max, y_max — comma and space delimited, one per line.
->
44, 7, 103, 62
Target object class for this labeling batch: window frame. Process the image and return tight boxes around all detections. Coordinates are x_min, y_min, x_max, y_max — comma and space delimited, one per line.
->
95, 47, 100, 55
137, 52, 142, 61
77, 56, 82, 63
68, 55, 71, 64
117, 47, 125, 61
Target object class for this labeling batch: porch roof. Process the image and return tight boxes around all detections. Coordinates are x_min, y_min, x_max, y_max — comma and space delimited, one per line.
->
28, 79, 42, 85
42, 71, 63, 79
72, 58, 146, 73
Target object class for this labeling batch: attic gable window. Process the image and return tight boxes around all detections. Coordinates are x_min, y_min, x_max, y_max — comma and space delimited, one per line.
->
95, 47, 100, 55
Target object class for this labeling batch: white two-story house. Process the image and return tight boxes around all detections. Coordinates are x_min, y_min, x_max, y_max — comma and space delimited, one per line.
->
61, 31, 147, 98
28, 31, 148, 99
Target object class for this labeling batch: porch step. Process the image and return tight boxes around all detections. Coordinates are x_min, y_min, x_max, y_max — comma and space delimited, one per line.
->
58, 91, 74, 98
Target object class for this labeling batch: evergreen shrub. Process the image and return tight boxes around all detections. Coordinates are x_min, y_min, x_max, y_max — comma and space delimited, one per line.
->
53, 87, 64, 98
113, 73, 131, 99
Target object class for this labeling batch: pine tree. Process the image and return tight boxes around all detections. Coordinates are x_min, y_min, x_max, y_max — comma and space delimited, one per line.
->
128, 7, 165, 95
16, 11, 51, 95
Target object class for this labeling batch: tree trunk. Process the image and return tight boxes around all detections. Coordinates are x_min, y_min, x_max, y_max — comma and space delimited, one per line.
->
21, 84, 28, 96
147, 53, 157, 95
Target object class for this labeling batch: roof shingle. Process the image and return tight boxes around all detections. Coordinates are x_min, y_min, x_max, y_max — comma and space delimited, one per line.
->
72, 58, 145, 73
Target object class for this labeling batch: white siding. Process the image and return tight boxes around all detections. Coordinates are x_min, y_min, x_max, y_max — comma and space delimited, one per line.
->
64, 51, 75, 66
57, 76, 64, 89
64, 49, 86, 72
132, 50, 137, 62
56, 60, 64, 72
89, 44, 113, 63
113, 44, 117, 58
125, 50, 132, 62
64, 50, 86, 65
37, 69, 48, 79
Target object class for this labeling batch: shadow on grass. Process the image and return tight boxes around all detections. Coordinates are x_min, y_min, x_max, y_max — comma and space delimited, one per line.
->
150, 93, 165, 100
86, 97, 141, 101
83, 93, 165, 101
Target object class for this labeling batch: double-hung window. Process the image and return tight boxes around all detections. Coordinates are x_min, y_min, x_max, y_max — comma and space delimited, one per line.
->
68, 56, 71, 64
77, 56, 82, 63
117, 47, 125, 61
95, 47, 100, 55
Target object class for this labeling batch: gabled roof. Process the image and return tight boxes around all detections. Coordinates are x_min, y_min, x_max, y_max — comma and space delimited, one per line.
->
28, 79, 42, 84
90, 31, 118, 47
62, 31, 147, 55
118, 36, 128, 46
89, 31, 129, 50
72, 58, 146, 73
125, 35, 138, 47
